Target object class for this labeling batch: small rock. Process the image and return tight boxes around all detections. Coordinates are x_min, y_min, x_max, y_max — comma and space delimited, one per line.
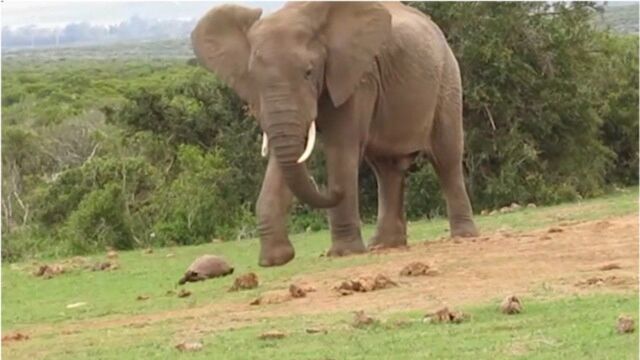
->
136, 295, 150, 301
499, 206, 512, 213
617, 315, 635, 334
526, 203, 537, 208
106, 250, 118, 259
305, 327, 327, 334
166, 253, 175, 258
500, 295, 522, 314
66, 302, 87, 309
510, 203, 521, 210
177, 289, 192, 298
489, 210, 498, 216
480, 209, 490, 216
548, 227, 563, 233
229, 272, 259, 291
143, 248, 154, 254
258, 330, 286, 340
175, 341, 203, 352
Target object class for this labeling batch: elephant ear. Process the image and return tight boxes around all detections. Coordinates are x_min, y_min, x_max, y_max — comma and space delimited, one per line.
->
191, 5, 262, 103
323, 2, 392, 107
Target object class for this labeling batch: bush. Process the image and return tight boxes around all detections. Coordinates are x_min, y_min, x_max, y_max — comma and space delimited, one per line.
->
63, 183, 135, 253
149, 145, 249, 245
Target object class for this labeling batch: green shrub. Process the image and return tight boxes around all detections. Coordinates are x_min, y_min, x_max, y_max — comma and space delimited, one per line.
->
62, 183, 135, 254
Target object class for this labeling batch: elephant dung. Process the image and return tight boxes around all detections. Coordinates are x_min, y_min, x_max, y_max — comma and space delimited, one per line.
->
424, 307, 468, 324
352, 311, 378, 328
617, 315, 635, 334
289, 284, 307, 298
399, 262, 438, 277
500, 295, 523, 315
229, 272, 259, 291
335, 274, 397, 295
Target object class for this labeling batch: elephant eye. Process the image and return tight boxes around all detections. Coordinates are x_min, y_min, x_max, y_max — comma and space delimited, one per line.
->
304, 67, 313, 79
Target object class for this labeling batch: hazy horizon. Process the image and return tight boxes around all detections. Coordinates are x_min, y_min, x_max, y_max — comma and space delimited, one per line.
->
1, 1, 285, 29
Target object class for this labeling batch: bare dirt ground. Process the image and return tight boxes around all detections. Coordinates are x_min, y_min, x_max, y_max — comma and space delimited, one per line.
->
13, 215, 640, 340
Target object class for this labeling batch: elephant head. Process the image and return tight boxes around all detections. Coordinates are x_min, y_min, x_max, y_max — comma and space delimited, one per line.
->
191, 2, 391, 208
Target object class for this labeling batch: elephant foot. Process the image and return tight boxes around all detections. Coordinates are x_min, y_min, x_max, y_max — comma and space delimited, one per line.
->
367, 233, 407, 250
450, 220, 479, 238
326, 240, 367, 257
259, 242, 295, 267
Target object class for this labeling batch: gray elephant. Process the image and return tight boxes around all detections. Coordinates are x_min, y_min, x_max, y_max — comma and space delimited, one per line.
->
191, 2, 478, 266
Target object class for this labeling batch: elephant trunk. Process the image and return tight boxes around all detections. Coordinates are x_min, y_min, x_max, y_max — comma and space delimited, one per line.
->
263, 93, 342, 209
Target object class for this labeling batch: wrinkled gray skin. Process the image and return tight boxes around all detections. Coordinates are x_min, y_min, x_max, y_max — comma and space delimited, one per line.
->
178, 255, 234, 284
191, 2, 479, 267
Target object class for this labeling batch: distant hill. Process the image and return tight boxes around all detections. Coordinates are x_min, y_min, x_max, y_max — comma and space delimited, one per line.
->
597, 3, 639, 34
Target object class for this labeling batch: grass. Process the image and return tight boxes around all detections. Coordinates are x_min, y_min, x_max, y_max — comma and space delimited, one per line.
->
4, 295, 637, 359
1, 188, 638, 359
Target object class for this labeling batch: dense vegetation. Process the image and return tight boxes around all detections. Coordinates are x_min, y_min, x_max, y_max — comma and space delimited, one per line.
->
2, 2, 638, 261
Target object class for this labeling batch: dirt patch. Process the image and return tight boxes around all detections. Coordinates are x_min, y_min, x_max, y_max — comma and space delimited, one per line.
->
229, 273, 259, 292
12, 215, 639, 340
399, 262, 438, 276
249, 291, 292, 306
334, 274, 397, 296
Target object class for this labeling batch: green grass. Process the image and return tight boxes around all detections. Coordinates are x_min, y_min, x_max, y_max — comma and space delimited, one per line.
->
5, 295, 638, 360
2, 187, 637, 329
2, 188, 638, 359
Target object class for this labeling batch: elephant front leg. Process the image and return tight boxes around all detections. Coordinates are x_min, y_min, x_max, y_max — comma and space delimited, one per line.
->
324, 145, 367, 257
367, 157, 409, 249
256, 156, 295, 267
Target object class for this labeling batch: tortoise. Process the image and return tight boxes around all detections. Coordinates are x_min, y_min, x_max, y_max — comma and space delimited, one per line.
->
178, 255, 234, 285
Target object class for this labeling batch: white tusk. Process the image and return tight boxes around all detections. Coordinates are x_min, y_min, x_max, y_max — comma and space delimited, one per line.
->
261, 133, 268, 157
297, 121, 316, 163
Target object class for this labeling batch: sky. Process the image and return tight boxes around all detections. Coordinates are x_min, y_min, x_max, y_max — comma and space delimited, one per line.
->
1, 1, 285, 28
1, 1, 635, 29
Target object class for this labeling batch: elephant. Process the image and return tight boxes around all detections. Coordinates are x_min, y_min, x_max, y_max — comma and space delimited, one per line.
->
191, 1, 479, 266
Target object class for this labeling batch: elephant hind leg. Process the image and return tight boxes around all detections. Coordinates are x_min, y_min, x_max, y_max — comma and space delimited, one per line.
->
367, 155, 415, 249
429, 86, 478, 238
